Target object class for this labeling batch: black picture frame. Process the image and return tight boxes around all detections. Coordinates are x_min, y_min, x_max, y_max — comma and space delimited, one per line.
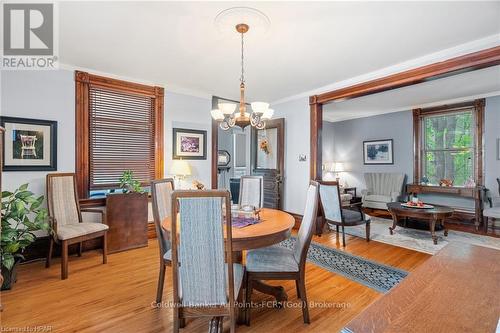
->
363, 139, 394, 165
1, 116, 57, 171
172, 128, 207, 160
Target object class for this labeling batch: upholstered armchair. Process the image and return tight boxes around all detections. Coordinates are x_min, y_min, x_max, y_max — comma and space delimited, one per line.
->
361, 173, 405, 210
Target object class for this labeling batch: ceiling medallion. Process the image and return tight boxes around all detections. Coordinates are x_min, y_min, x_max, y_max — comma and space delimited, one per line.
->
211, 8, 273, 130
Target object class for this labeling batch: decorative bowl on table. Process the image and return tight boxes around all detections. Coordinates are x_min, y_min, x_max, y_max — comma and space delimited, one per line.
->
401, 201, 434, 209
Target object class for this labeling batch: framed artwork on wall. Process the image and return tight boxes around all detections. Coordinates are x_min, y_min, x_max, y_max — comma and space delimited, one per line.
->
1, 116, 57, 171
172, 128, 207, 160
363, 139, 394, 165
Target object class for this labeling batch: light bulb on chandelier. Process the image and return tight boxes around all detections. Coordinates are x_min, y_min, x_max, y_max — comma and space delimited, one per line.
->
211, 9, 273, 130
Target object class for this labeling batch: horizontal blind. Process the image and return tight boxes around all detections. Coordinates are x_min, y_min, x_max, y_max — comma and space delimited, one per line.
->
89, 87, 155, 190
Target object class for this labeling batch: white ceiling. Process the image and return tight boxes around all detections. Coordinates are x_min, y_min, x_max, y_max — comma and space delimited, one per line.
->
59, 2, 500, 102
323, 65, 500, 122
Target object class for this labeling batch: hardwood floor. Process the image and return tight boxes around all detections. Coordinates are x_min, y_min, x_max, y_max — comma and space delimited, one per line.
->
1, 231, 430, 333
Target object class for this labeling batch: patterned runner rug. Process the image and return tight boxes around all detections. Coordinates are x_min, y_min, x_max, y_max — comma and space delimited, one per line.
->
278, 237, 407, 293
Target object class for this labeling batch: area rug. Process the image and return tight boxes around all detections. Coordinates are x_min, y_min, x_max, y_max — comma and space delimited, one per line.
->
278, 237, 407, 293
344, 216, 500, 255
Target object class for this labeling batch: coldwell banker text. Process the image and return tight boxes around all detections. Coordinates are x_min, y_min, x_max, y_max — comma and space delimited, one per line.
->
2, 2, 58, 70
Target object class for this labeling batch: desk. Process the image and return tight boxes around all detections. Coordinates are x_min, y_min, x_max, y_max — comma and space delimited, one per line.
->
343, 242, 500, 333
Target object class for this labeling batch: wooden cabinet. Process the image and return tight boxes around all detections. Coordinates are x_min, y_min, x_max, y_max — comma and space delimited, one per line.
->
1, 127, 3, 308
407, 183, 485, 229
105, 193, 148, 253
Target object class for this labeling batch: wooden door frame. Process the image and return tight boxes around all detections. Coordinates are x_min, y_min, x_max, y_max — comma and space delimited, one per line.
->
309, 46, 500, 181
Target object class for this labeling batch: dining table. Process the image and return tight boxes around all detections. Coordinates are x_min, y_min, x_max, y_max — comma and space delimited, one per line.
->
161, 208, 296, 303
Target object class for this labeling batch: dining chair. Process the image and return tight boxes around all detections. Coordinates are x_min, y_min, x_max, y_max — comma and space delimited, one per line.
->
483, 178, 500, 233
245, 181, 319, 325
318, 180, 370, 247
45, 173, 108, 279
239, 175, 264, 208
170, 190, 245, 333
151, 178, 175, 304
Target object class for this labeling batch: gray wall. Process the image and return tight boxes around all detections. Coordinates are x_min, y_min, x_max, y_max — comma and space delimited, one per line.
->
323, 95, 500, 205
1, 69, 212, 196
323, 110, 413, 189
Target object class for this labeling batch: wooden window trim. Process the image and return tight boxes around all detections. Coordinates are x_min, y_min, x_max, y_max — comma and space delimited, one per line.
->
75, 71, 164, 200
413, 98, 485, 186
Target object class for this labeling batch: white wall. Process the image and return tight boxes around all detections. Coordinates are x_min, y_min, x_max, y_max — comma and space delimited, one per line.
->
272, 97, 310, 215
1, 69, 212, 196
484, 96, 500, 201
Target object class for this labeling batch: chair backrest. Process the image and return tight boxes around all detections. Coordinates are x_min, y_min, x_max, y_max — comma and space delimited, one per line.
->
293, 181, 319, 267
46, 173, 82, 226
171, 190, 235, 307
364, 173, 404, 196
239, 175, 264, 208
151, 178, 175, 257
318, 181, 343, 223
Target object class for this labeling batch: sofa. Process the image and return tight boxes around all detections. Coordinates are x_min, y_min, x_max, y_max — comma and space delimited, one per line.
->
361, 173, 405, 210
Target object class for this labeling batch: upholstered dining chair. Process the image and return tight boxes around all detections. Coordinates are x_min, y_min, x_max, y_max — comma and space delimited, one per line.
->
151, 178, 175, 304
318, 181, 370, 247
170, 190, 245, 333
245, 181, 319, 325
239, 175, 264, 208
45, 173, 108, 279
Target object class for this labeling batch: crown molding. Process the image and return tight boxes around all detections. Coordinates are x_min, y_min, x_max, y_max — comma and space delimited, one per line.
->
272, 34, 500, 106
58, 62, 212, 100
323, 90, 500, 123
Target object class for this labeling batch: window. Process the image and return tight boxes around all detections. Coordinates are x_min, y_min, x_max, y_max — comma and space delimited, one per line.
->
75, 71, 164, 200
413, 99, 484, 186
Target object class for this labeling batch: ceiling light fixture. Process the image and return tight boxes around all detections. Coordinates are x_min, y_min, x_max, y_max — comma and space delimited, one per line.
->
211, 8, 273, 130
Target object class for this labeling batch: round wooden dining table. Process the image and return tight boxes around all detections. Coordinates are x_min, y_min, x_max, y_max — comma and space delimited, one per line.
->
161, 208, 295, 252
161, 208, 295, 302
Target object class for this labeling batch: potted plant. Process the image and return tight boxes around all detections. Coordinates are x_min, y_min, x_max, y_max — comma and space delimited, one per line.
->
1, 183, 51, 290
105, 171, 149, 253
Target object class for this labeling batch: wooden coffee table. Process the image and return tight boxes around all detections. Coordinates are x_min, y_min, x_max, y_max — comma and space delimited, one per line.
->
387, 202, 454, 245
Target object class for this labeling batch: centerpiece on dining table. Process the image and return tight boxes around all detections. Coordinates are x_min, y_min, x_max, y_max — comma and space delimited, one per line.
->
229, 203, 261, 228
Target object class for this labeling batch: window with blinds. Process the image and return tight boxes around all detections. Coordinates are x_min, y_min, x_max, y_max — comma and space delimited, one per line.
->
89, 87, 156, 190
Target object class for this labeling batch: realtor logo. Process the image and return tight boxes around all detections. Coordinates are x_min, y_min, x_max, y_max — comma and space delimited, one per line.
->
2, 2, 58, 69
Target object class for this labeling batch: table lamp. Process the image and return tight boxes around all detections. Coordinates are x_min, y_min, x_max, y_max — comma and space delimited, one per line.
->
170, 160, 191, 188
332, 162, 345, 185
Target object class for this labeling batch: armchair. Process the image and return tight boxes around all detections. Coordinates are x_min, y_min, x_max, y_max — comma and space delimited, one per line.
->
361, 173, 405, 210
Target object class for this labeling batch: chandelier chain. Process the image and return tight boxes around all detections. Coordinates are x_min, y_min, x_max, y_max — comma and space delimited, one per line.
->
240, 32, 245, 84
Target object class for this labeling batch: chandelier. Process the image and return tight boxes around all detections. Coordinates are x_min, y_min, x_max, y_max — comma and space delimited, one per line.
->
210, 23, 273, 130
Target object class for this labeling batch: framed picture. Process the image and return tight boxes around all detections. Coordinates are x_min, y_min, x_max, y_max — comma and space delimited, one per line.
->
1, 116, 57, 171
363, 139, 394, 165
173, 128, 207, 160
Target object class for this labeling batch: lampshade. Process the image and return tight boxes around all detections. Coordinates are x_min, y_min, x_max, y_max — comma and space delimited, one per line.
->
170, 160, 192, 176
332, 162, 345, 173
210, 109, 224, 121
251, 102, 269, 115
261, 108, 274, 120
218, 102, 237, 115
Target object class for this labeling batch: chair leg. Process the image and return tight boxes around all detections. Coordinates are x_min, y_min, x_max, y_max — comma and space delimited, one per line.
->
156, 260, 166, 304
295, 279, 301, 299
102, 233, 108, 264
77, 242, 83, 257
297, 276, 310, 324
45, 238, 54, 268
484, 216, 489, 234
366, 220, 371, 242
173, 307, 180, 333
341, 224, 346, 247
179, 307, 186, 328
245, 278, 253, 326
336, 225, 339, 234
61, 240, 68, 280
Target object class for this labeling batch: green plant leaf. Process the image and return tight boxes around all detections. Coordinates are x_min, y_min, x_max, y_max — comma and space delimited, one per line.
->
18, 183, 29, 191
2, 191, 13, 198
2, 254, 15, 271
4, 242, 20, 253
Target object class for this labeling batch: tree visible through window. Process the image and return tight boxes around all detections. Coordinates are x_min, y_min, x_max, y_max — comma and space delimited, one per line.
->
423, 111, 474, 186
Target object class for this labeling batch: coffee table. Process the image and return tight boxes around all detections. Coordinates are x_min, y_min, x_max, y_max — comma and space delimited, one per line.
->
387, 202, 454, 245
